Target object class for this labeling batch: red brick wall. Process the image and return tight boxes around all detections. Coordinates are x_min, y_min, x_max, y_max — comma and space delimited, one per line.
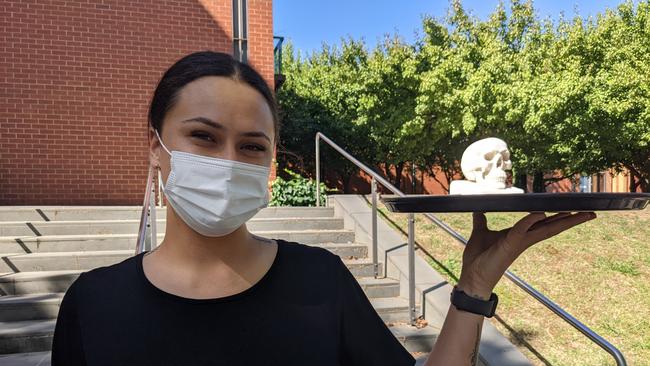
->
1, 0, 275, 205
246, 0, 276, 184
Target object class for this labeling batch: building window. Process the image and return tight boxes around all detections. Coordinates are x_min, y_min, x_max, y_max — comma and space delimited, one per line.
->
233, 0, 248, 63
579, 174, 592, 192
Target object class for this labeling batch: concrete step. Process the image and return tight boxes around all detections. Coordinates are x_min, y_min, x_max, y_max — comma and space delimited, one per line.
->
0, 230, 356, 255
0, 319, 55, 354
0, 206, 335, 222
0, 250, 132, 272
261, 230, 356, 244
254, 217, 347, 231
388, 323, 440, 353
0, 323, 440, 359
0, 233, 147, 254
0, 258, 383, 295
0, 271, 81, 296
0, 217, 345, 237
0, 233, 368, 257
355, 277, 400, 299
344, 258, 383, 277
370, 297, 413, 323
0, 351, 50, 366
254, 206, 336, 219
313, 243, 368, 259
0, 293, 62, 322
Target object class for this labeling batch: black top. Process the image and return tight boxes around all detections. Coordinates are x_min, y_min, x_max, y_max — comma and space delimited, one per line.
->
51, 239, 416, 366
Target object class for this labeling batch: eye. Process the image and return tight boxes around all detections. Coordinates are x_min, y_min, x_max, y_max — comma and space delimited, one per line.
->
244, 144, 266, 152
190, 131, 214, 142
484, 151, 496, 160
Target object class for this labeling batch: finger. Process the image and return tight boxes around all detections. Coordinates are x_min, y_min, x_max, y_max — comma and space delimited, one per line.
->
526, 212, 596, 244
528, 212, 572, 231
506, 212, 547, 243
472, 211, 488, 232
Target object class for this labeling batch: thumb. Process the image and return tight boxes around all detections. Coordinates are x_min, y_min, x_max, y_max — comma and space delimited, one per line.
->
472, 211, 488, 232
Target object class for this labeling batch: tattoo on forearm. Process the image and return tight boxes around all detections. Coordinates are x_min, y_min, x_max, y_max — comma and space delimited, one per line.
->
469, 323, 480, 365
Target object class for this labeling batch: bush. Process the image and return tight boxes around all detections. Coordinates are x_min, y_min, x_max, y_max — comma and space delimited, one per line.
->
270, 168, 336, 207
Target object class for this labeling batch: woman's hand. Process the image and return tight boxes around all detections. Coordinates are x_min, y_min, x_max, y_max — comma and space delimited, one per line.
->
456, 211, 597, 299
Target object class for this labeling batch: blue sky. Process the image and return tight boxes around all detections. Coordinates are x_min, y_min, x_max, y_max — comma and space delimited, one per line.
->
273, 0, 625, 54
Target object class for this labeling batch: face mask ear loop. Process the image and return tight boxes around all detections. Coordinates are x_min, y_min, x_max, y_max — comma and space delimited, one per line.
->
154, 129, 171, 192
154, 129, 172, 157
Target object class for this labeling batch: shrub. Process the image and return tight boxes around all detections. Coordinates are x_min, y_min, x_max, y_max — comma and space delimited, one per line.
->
270, 168, 336, 207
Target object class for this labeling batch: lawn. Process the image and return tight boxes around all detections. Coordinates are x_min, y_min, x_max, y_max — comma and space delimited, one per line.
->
376, 201, 650, 366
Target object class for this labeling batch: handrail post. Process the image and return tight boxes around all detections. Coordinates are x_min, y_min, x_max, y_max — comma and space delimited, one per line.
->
371, 177, 378, 278
315, 134, 321, 207
407, 212, 416, 324
149, 171, 157, 251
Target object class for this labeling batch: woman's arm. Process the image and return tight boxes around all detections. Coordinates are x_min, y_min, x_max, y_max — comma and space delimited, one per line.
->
423, 211, 596, 366
426, 298, 487, 365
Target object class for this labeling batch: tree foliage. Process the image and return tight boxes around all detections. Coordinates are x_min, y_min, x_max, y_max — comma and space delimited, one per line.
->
277, 0, 650, 192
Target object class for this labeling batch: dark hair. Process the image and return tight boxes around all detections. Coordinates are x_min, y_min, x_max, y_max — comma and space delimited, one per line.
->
148, 51, 280, 144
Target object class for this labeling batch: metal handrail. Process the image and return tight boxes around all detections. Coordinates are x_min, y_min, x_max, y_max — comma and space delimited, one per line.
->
314, 131, 626, 366
135, 165, 153, 255
157, 169, 164, 207
421, 211, 627, 366
135, 165, 161, 255
315, 132, 418, 323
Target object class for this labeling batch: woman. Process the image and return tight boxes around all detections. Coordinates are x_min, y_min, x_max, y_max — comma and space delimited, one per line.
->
51, 51, 596, 366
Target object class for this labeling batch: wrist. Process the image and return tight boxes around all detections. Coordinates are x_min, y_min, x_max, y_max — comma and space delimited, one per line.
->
455, 281, 492, 301
450, 285, 499, 318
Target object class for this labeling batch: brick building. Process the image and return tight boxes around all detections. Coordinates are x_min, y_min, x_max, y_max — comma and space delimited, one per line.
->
1, 0, 276, 205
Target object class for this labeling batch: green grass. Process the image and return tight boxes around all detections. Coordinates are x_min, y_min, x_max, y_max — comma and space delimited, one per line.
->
595, 257, 641, 276
375, 202, 650, 366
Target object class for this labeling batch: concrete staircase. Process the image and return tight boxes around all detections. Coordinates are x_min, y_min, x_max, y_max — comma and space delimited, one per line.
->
0, 206, 437, 365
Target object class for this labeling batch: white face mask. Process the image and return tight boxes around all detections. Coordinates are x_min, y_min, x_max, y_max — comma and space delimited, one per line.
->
155, 129, 271, 237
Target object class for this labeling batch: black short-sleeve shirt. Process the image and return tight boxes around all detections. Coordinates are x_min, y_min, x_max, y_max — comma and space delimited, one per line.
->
51, 238, 416, 366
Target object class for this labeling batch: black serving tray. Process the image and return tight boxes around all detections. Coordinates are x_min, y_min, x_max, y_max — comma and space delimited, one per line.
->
380, 192, 650, 213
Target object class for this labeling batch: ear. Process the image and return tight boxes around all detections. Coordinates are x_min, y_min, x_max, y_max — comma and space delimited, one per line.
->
148, 127, 161, 169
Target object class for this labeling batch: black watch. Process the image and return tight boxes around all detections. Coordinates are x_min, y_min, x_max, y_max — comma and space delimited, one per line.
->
450, 285, 498, 318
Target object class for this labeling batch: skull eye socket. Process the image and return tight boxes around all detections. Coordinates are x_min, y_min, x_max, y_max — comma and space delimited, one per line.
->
484, 151, 496, 160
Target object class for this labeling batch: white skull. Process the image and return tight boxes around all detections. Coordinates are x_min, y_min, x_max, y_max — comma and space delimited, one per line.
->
460, 137, 513, 189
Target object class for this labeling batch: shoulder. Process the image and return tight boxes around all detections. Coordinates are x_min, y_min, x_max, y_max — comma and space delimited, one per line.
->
276, 238, 343, 272
276, 238, 338, 259
66, 253, 142, 304
80, 252, 141, 283
272, 239, 345, 296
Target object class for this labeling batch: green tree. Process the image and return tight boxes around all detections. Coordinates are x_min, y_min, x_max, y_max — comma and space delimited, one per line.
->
277, 0, 650, 193
585, 1, 650, 191
276, 39, 374, 191
357, 34, 421, 189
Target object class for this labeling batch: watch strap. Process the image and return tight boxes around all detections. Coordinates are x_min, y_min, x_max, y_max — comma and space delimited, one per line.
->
450, 285, 498, 318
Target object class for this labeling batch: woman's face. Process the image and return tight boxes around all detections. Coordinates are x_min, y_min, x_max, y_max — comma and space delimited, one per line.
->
150, 76, 276, 181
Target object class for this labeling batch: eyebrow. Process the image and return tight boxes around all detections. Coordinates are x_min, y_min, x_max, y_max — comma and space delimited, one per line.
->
182, 117, 271, 143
